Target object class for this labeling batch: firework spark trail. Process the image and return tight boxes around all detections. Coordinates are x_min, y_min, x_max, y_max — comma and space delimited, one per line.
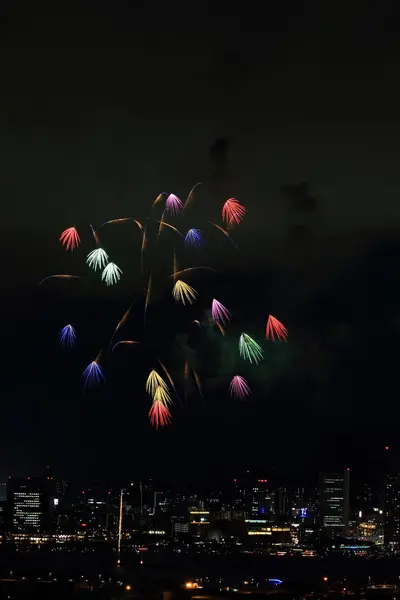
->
211, 299, 231, 325
173, 247, 178, 283
183, 182, 202, 211
144, 272, 152, 334
165, 193, 184, 215
39, 274, 82, 286
216, 322, 225, 336
102, 262, 122, 286
108, 300, 139, 353
87, 248, 109, 271
209, 222, 239, 250
149, 400, 171, 429
191, 320, 201, 328
59, 227, 81, 251
90, 224, 100, 246
239, 333, 264, 365
172, 280, 197, 305
59, 325, 76, 349
265, 314, 288, 342
158, 359, 183, 407
229, 375, 251, 400
171, 266, 215, 279
222, 198, 246, 225
111, 340, 140, 352
155, 221, 184, 238
152, 192, 166, 208
141, 225, 147, 274
192, 368, 206, 411
184, 228, 204, 248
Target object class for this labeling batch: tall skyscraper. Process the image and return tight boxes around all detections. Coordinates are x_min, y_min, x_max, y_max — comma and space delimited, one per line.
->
319, 470, 350, 533
7, 477, 56, 532
384, 473, 400, 547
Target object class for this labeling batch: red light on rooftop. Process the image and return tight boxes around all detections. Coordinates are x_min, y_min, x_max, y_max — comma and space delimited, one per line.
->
81, 523, 87, 527
385, 446, 390, 451
27, 477, 30, 480
346, 468, 350, 471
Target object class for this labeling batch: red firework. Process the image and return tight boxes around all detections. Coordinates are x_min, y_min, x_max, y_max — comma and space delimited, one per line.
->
265, 314, 288, 342
59, 227, 81, 251
149, 401, 172, 429
222, 198, 246, 225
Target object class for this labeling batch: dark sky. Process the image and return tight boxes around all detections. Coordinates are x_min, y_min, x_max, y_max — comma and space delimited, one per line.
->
1, 1, 400, 484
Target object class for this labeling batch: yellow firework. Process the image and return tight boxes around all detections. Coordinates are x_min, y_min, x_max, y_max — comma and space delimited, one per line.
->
146, 370, 168, 397
172, 280, 197, 305
153, 385, 172, 406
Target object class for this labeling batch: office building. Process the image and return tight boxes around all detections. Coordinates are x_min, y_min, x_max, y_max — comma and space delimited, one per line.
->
384, 473, 400, 547
319, 470, 350, 533
7, 477, 56, 532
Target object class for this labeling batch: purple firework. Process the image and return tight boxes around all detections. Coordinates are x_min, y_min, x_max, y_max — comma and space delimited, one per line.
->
59, 324, 76, 349
211, 299, 231, 325
82, 360, 105, 389
229, 375, 251, 400
184, 228, 204, 248
165, 194, 183, 216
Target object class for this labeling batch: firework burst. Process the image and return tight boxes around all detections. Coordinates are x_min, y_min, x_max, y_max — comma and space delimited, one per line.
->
59, 324, 76, 349
265, 314, 288, 342
87, 248, 109, 271
101, 262, 122, 286
172, 280, 197, 305
211, 299, 231, 325
149, 400, 172, 429
239, 333, 264, 365
165, 194, 184, 216
59, 227, 81, 251
229, 375, 251, 400
82, 359, 105, 389
184, 228, 204, 248
222, 198, 246, 225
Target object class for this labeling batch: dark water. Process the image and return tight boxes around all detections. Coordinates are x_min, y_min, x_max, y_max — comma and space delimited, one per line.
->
1, 546, 400, 586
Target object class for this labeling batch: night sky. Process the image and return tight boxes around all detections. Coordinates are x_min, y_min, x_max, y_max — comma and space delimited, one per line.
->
1, 2, 400, 484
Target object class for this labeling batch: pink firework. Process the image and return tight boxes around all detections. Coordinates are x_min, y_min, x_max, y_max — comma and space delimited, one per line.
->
149, 401, 172, 429
211, 299, 231, 325
265, 314, 288, 342
59, 227, 81, 251
222, 198, 246, 225
229, 375, 251, 400
165, 193, 184, 216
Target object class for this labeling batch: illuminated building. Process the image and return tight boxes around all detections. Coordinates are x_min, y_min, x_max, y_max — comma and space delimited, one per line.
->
319, 470, 350, 533
7, 477, 56, 532
0, 482, 7, 502
234, 478, 271, 518
384, 473, 400, 547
